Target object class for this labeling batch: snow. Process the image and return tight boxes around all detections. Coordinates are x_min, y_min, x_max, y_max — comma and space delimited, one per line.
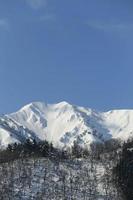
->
0, 101, 132, 148
0, 127, 19, 147
102, 109, 133, 140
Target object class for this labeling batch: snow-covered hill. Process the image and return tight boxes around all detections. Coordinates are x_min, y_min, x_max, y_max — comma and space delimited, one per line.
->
0, 101, 133, 148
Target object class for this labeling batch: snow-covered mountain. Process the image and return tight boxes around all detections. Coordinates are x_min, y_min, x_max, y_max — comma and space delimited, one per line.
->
0, 101, 133, 148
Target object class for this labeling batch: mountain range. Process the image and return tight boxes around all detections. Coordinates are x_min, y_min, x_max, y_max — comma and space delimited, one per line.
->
0, 101, 133, 149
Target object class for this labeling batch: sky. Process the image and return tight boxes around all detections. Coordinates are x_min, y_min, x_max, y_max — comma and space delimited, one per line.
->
0, 0, 133, 113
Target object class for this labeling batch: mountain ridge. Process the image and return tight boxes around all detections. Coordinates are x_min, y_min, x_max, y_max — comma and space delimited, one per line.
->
0, 101, 133, 148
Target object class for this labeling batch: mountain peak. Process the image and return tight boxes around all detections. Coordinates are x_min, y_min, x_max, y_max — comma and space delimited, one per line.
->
55, 101, 71, 106
20, 101, 71, 111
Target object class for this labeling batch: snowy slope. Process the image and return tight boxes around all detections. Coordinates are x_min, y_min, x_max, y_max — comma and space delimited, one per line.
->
9, 101, 100, 148
0, 115, 41, 148
0, 101, 133, 148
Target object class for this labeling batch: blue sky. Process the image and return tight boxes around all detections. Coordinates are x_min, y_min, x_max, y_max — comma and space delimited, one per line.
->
0, 0, 133, 113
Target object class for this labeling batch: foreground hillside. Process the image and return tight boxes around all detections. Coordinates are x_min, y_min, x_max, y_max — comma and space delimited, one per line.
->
0, 149, 122, 200
0, 101, 133, 148
0, 132, 132, 199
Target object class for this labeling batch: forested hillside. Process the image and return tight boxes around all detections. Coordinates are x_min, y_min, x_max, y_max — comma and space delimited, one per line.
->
0, 139, 127, 200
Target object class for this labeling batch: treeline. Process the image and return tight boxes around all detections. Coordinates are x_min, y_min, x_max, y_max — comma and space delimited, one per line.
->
0, 139, 55, 163
0, 139, 90, 164
0, 138, 122, 164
